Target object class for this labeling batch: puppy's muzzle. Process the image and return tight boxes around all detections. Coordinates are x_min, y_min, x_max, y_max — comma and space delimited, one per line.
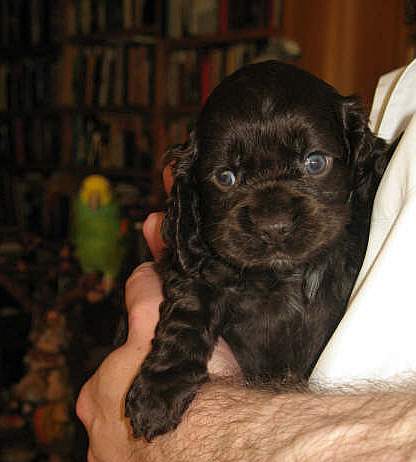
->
256, 212, 294, 242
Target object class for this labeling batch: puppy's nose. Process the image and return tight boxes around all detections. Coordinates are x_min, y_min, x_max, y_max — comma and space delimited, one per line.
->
256, 213, 293, 241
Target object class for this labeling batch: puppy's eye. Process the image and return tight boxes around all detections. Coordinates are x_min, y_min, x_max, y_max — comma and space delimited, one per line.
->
216, 170, 237, 187
305, 152, 331, 176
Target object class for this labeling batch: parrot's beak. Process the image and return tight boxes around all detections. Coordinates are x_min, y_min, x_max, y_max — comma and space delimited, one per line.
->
88, 192, 101, 211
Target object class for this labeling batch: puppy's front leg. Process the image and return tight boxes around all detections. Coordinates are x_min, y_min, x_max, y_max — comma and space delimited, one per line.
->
125, 279, 220, 441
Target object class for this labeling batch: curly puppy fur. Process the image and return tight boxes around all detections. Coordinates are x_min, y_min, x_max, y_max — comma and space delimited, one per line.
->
125, 61, 391, 440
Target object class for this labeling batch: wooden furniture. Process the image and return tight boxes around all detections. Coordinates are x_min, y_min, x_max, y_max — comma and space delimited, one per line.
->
58, 0, 284, 205
1, 1, 284, 236
0, 0, 65, 234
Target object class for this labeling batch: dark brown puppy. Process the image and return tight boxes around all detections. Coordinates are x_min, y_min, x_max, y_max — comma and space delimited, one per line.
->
125, 61, 390, 441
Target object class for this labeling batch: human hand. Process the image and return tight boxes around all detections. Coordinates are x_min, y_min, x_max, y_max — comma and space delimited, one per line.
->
76, 262, 161, 461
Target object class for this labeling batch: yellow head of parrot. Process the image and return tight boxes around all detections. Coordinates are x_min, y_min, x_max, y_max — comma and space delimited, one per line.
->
80, 175, 112, 210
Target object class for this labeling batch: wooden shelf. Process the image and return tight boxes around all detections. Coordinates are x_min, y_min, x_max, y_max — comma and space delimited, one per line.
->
165, 105, 201, 118
0, 108, 61, 119
0, 106, 154, 119
1, 0, 283, 226
166, 27, 278, 49
0, 44, 61, 60
12, 164, 152, 181
59, 105, 153, 117
68, 166, 152, 181
67, 28, 159, 46
65, 27, 278, 49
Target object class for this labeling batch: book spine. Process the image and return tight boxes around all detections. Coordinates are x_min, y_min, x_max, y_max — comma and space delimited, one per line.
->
218, 0, 228, 34
200, 52, 212, 105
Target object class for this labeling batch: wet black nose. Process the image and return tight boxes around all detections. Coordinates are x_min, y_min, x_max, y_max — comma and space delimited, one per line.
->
256, 213, 293, 241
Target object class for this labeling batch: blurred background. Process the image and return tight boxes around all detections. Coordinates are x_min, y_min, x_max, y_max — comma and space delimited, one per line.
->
0, 1, 414, 460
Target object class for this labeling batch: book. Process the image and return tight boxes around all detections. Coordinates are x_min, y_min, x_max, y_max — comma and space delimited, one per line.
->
99, 48, 112, 107
200, 52, 212, 105
0, 172, 17, 228
134, 0, 144, 28
97, 0, 107, 31
218, 0, 228, 33
0, 122, 13, 165
14, 118, 26, 165
186, 0, 218, 36
136, 46, 152, 106
107, 48, 117, 106
0, 65, 8, 111
113, 46, 125, 107
123, 0, 134, 30
58, 45, 78, 106
80, 0, 92, 35
167, 0, 184, 38
92, 49, 104, 105
74, 49, 88, 105
84, 48, 97, 106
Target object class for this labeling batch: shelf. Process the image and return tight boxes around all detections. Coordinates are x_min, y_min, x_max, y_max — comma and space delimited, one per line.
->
1, 0, 282, 217
68, 166, 153, 181
65, 26, 278, 49
165, 105, 201, 118
166, 27, 278, 50
67, 28, 159, 46
12, 164, 152, 181
59, 105, 153, 117
0, 108, 61, 119
0, 44, 61, 60
0, 106, 156, 120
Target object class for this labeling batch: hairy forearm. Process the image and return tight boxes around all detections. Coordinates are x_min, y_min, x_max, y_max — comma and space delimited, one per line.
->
132, 380, 416, 462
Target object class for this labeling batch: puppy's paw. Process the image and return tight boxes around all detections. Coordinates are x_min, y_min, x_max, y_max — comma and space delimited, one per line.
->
125, 373, 197, 441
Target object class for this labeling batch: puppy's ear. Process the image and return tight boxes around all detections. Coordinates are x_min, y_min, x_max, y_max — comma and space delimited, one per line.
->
340, 96, 389, 201
162, 134, 205, 274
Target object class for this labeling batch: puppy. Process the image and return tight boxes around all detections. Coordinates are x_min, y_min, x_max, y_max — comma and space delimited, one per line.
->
125, 61, 390, 440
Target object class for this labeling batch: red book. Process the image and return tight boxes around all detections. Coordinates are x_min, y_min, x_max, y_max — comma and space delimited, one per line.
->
200, 54, 212, 106
218, 0, 228, 34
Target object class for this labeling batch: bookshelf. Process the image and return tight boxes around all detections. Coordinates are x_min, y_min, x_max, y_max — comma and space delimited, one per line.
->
0, 0, 65, 235
1, 0, 284, 237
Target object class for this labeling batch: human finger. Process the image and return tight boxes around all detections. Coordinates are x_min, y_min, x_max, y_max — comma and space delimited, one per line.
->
142, 212, 165, 260
163, 164, 174, 195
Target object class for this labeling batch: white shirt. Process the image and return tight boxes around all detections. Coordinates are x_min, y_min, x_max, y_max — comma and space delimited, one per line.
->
311, 59, 416, 386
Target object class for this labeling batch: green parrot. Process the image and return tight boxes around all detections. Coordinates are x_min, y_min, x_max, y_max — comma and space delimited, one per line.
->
72, 175, 128, 293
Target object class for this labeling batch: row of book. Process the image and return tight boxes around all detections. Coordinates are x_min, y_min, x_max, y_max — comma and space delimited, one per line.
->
64, 0, 282, 38
0, 0, 63, 48
66, 0, 156, 36
0, 113, 192, 171
165, 0, 282, 38
60, 45, 153, 109
0, 59, 58, 113
0, 117, 61, 167
167, 42, 262, 106
70, 114, 152, 171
